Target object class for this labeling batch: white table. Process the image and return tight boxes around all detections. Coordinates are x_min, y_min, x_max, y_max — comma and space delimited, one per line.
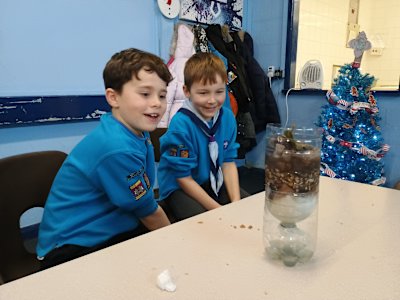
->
1, 177, 399, 300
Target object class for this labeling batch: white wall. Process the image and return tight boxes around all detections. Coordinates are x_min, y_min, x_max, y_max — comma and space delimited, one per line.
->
295, 0, 400, 90
360, 0, 400, 88
296, 0, 353, 89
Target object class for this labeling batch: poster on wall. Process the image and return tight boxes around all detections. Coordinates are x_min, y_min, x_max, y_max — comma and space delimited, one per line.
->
179, 0, 243, 30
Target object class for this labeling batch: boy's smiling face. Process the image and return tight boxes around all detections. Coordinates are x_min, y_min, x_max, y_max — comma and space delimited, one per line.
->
106, 68, 167, 136
183, 74, 226, 121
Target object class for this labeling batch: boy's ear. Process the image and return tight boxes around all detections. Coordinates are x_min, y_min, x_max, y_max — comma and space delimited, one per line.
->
183, 85, 190, 98
105, 88, 119, 108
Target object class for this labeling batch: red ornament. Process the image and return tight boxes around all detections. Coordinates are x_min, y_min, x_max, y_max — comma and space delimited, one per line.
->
350, 86, 359, 97
343, 123, 352, 129
368, 94, 377, 106
328, 118, 333, 128
340, 140, 352, 148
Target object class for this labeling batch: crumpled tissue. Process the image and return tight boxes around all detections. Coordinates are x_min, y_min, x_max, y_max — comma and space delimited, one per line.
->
156, 269, 176, 292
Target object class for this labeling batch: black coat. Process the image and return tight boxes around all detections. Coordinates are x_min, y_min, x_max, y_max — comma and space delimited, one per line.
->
205, 24, 253, 113
232, 31, 281, 132
205, 24, 257, 157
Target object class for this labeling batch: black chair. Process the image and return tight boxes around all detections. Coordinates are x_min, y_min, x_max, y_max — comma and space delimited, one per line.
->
0, 151, 67, 283
238, 166, 265, 195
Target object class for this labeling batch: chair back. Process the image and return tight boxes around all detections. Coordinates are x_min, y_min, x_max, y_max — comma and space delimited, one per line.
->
150, 128, 167, 162
0, 151, 67, 283
148, 128, 176, 222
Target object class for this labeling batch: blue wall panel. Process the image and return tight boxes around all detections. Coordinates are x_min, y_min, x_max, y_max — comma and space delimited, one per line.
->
0, 96, 110, 127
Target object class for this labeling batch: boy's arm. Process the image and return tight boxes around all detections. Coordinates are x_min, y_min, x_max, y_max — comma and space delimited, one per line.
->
140, 205, 171, 230
222, 162, 241, 202
177, 176, 221, 210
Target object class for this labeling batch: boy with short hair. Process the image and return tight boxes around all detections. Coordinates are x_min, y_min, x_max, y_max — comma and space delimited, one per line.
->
37, 48, 172, 269
157, 52, 242, 220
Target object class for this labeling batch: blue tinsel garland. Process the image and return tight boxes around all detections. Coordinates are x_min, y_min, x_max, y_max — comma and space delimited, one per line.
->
316, 64, 389, 186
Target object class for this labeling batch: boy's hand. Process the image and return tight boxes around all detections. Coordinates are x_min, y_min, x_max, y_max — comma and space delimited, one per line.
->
177, 176, 221, 210
222, 162, 241, 202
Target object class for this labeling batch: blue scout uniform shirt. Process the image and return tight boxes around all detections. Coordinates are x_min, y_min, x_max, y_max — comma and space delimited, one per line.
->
157, 105, 239, 200
37, 113, 158, 257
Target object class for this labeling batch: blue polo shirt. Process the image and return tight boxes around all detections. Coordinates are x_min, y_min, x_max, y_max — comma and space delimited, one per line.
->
37, 113, 158, 257
157, 106, 239, 200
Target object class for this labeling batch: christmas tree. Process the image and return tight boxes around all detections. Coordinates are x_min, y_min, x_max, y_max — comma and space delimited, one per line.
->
317, 32, 389, 186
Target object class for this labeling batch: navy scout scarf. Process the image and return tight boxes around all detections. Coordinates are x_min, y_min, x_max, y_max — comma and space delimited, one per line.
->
179, 100, 223, 196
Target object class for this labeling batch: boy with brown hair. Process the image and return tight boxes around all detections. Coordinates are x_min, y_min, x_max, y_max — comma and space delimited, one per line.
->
37, 48, 172, 268
158, 52, 244, 220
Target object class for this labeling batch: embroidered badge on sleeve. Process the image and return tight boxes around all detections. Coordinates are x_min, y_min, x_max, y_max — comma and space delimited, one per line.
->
127, 167, 144, 181
143, 173, 151, 190
129, 179, 147, 200
169, 147, 178, 156
180, 149, 189, 158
